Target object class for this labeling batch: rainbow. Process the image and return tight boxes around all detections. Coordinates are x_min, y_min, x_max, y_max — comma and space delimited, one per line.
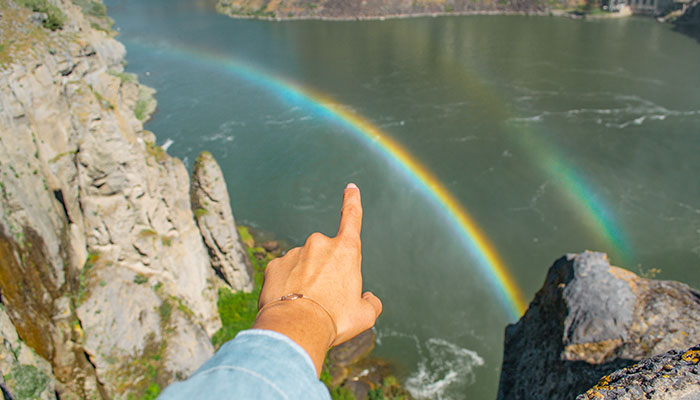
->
124, 40, 529, 320
514, 130, 631, 262
421, 48, 631, 264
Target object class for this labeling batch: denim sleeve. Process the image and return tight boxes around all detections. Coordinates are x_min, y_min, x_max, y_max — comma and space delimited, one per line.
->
158, 329, 331, 400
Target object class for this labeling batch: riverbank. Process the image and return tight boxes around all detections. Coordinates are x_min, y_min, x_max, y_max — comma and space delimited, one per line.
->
215, 0, 698, 26
216, 0, 558, 20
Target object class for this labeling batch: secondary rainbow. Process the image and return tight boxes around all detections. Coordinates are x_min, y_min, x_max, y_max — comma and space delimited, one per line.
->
125, 40, 529, 320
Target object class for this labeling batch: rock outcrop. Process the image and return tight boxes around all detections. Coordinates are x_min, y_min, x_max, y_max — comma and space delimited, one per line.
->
674, 0, 700, 25
578, 344, 700, 400
497, 251, 700, 400
0, 1, 250, 398
191, 151, 253, 292
216, 0, 583, 20
325, 329, 413, 400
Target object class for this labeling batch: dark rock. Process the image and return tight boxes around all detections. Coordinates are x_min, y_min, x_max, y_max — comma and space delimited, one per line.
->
342, 380, 370, 400
262, 240, 279, 252
577, 344, 700, 400
497, 251, 700, 400
674, 0, 700, 26
329, 329, 376, 367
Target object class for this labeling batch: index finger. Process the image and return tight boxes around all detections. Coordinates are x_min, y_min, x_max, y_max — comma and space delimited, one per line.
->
337, 183, 362, 239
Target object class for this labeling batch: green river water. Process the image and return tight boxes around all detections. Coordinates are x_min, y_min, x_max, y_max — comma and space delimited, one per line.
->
104, 1, 700, 397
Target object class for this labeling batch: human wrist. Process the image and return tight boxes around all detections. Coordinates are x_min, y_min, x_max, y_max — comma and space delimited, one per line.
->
253, 299, 336, 375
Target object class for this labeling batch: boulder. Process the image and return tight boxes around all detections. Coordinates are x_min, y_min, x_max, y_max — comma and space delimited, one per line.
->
497, 251, 700, 400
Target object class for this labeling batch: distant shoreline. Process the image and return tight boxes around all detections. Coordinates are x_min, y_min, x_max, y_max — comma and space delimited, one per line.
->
212, 5, 656, 23
217, 9, 555, 22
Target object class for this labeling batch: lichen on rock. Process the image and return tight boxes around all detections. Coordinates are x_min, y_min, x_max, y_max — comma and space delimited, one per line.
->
577, 343, 700, 400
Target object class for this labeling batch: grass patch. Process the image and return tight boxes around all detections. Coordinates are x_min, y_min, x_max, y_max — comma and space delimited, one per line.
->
72, 0, 107, 18
92, 87, 114, 110
18, 0, 65, 31
170, 295, 195, 318
0, 1, 51, 67
211, 286, 259, 348
144, 142, 167, 164
74, 250, 99, 305
122, 333, 165, 400
161, 236, 172, 247
237, 225, 254, 247
72, 0, 115, 32
133, 274, 148, 285
134, 98, 148, 120
4, 364, 49, 400
211, 229, 272, 348
108, 69, 138, 84
135, 86, 156, 121
158, 299, 172, 322
138, 382, 161, 400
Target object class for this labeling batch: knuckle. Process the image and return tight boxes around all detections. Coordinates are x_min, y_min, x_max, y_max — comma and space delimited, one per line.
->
264, 259, 280, 276
306, 232, 328, 247
283, 247, 299, 257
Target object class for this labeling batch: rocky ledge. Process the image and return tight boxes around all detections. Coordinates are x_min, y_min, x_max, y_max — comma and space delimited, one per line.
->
498, 251, 700, 400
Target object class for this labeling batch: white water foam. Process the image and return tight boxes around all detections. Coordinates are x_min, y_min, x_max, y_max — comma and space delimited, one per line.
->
405, 338, 485, 400
376, 330, 484, 400
508, 92, 700, 128
161, 138, 174, 151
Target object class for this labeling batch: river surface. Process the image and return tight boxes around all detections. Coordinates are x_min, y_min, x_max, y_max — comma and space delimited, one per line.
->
104, 1, 700, 398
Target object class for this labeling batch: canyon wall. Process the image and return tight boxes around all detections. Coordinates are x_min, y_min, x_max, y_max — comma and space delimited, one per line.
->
0, 1, 251, 398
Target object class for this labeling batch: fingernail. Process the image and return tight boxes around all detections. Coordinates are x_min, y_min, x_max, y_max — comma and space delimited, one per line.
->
346, 183, 358, 190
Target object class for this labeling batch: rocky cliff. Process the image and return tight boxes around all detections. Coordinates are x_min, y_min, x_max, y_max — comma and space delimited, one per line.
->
0, 0, 251, 398
216, 0, 584, 20
498, 251, 700, 399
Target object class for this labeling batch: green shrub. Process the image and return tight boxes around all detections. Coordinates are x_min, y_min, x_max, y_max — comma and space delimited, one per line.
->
18, 0, 65, 31
134, 98, 148, 120
4, 364, 49, 400
211, 286, 260, 348
330, 386, 356, 400
158, 300, 172, 322
140, 383, 161, 400
211, 227, 272, 348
